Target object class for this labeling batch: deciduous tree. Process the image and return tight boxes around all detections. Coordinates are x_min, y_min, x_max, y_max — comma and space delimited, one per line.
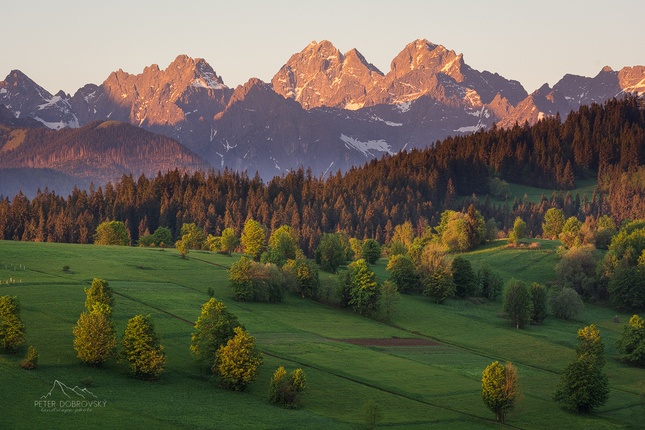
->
241, 219, 266, 261
215, 326, 262, 391
94, 221, 129, 246
554, 325, 609, 413
542, 208, 566, 239
386, 255, 417, 294
481, 361, 521, 423
347, 259, 380, 316
84, 278, 114, 311
503, 279, 532, 328
0, 295, 25, 353
315, 233, 346, 273
550, 287, 584, 320
451, 256, 477, 297
119, 314, 165, 380
615, 314, 645, 367
361, 239, 381, 265
73, 304, 116, 367
190, 298, 242, 369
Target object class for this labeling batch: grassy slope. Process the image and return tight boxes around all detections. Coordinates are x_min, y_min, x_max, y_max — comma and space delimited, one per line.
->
504, 179, 598, 206
0, 241, 643, 429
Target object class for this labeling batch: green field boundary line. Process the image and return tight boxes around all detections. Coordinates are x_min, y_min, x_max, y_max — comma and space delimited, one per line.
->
259, 350, 523, 429
112, 291, 196, 326
186, 256, 231, 270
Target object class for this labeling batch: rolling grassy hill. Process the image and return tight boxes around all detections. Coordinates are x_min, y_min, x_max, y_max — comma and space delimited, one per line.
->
0, 240, 643, 429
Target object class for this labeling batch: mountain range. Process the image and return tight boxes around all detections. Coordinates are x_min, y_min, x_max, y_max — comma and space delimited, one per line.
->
1, 39, 644, 194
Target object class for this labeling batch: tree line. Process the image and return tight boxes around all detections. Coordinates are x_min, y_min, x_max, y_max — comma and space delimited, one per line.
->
0, 96, 644, 253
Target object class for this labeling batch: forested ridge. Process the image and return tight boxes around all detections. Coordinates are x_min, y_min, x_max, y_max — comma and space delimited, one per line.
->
0, 96, 644, 255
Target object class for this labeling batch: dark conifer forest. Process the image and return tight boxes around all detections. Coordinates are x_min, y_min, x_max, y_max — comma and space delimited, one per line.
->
1, 96, 644, 256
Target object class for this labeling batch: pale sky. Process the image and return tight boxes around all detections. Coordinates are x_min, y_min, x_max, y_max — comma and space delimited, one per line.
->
2, 0, 644, 96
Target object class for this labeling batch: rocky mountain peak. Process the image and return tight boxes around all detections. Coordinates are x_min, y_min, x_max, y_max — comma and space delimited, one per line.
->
388, 39, 465, 83
272, 40, 382, 110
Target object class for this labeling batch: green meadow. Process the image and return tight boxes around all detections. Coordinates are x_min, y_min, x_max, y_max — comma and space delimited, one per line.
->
0, 240, 644, 429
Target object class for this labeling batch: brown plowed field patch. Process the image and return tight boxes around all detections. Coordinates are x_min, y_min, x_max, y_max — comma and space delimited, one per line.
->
334, 338, 441, 347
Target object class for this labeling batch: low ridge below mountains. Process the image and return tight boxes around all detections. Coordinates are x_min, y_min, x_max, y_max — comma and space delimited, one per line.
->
1, 39, 644, 182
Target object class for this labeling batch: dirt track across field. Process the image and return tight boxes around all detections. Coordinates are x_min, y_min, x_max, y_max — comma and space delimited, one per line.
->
334, 337, 441, 347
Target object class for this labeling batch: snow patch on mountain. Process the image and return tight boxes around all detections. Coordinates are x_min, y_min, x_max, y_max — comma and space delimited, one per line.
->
340, 134, 393, 157
369, 115, 402, 127
395, 101, 412, 113
453, 124, 485, 133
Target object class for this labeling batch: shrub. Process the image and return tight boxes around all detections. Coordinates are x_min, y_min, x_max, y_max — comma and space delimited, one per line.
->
363, 399, 383, 430
20, 346, 39, 370
228, 257, 284, 303
269, 367, 306, 409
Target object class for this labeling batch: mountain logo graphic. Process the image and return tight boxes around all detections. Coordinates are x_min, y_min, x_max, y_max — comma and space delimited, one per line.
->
41, 380, 97, 400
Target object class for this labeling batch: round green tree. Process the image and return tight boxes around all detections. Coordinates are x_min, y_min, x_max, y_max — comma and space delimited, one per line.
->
73, 304, 116, 367
84, 278, 114, 311
241, 219, 266, 261
386, 254, 418, 294
215, 326, 263, 391
542, 208, 565, 239
119, 314, 166, 380
315, 233, 346, 273
347, 259, 380, 316
503, 279, 532, 328
481, 361, 521, 423
451, 256, 477, 298
94, 221, 129, 246
616, 315, 645, 367
0, 295, 25, 353
190, 298, 242, 369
